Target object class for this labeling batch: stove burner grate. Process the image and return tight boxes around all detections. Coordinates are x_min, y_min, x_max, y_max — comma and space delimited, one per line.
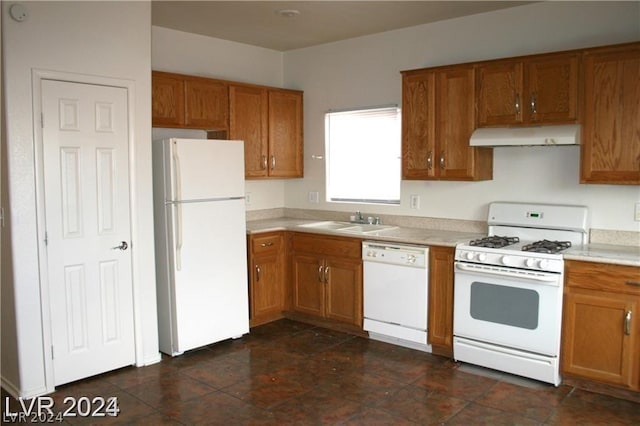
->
469, 235, 520, 248
522, 240, 572, 254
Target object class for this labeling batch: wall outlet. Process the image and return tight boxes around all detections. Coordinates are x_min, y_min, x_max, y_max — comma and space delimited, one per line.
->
245, 192, 251, 205
308, 191, 320, 204
635, 202, 640, 222
410, 194, 420, 210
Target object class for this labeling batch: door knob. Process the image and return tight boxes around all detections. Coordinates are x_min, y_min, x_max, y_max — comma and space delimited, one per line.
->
112, 241, 128, 251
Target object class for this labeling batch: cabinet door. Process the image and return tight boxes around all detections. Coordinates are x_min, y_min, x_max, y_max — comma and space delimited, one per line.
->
428, 246, 455, 356
525, 53, 579, 124
251, 252, 285, 323
230, 85, 269, 178
268, 90, 303, 178
325, 257, 363, 326
436, 66, 491, 180
476, 61, 524, 126
184, 78, 229, 130
562, 289, 639, 389
152, 72, 184, 127
581, 44, 640, 184
402, 70, 436, 179
292, 254, 325, 317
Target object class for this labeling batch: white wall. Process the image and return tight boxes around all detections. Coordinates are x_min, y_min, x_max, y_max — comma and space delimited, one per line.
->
152, 26, 288, 211
2, 2, 158, 397
283, 1, 640, 232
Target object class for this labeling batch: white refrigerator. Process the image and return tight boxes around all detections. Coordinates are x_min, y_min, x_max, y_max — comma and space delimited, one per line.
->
152, 138, 249, 356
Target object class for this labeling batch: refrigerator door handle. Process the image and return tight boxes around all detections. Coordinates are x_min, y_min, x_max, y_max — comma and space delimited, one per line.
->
172, 147, 183, 270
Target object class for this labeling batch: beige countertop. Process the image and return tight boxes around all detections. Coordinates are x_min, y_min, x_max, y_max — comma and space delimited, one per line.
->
564, 243, 640, 267
246, 217, 482, 248
247, 217, 640, 267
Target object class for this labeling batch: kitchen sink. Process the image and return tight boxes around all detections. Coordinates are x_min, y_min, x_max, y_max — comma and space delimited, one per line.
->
299, 221, 398, 235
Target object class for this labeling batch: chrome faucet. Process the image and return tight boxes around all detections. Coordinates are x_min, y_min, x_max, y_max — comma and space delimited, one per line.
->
351, 211, 366, 224
351, 211, 382, 225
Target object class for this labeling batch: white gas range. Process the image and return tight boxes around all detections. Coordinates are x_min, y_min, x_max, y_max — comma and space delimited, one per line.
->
453, 202, 588, 386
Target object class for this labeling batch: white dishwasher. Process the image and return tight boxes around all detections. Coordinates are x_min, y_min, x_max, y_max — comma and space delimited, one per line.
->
362, 241, 431, 352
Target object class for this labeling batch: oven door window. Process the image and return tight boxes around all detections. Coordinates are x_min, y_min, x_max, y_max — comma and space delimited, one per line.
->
470, 282, 539, 330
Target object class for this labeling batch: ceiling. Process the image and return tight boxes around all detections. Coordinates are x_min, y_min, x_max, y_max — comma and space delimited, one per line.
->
151, 1, 535, 51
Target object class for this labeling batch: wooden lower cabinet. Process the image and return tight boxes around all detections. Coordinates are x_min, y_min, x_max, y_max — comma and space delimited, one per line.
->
290, 233, 363, 327
562, 260, 640, 391
428, 246, 455, 357
248, 232, 286, 327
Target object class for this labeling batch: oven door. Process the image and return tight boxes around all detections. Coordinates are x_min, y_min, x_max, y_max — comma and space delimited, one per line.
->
453, 261, 563, 356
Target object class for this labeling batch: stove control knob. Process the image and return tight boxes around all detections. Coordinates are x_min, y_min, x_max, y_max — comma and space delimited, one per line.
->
407, 254, 416, 264
538, 259, 549, 269
477, 253, 487, 262
367, 251, 376, 258
501, 255, 514, 266
465, 252, 475, 261
525, 258, 536, 268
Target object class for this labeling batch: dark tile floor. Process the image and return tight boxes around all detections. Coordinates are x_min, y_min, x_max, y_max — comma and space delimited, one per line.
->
3, 319, 640, 425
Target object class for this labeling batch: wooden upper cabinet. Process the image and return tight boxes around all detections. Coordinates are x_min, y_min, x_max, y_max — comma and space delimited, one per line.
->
476, 60, 524, 126
402, 70, 436, 179
152, 72, 185, 127
526, 54, 579, 124
230, 86, 303, 179
184, 77, 229, 130
229, 85, 269, 178
152, 71, 228, 131
402, 66, 492, 181
476, 52, 579, 127
268, 89, 304, 178
436, 66, 492, 180
581, 42, 640, 184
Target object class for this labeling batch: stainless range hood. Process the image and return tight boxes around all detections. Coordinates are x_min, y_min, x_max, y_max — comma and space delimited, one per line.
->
469, 124, 581, 147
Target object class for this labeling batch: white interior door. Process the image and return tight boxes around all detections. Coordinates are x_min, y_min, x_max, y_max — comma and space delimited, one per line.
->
41, 79, 135, 386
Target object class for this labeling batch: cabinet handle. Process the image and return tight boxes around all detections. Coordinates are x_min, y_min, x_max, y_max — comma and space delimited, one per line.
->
514, 93, 521, 115
318, 264, 324, 283
255, 265, 261, 282
530, 93, 537, 115
271, 155, 276, 170
261, 155, 267, 170
426, 151, 433, 170
324, 266, 330, 284
439, 153, 445, 170
624, 311, 632, 335
625, 280, 640, 287
260, 242, 274, 247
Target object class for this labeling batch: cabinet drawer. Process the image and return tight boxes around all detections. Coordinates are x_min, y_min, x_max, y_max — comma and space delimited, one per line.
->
251, 232, 283, 255
292, 233, 361, 259
565, 260, 640, 295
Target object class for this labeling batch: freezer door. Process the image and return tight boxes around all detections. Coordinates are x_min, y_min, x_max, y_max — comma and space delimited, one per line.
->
169, 138, 245, 200
167, 198, 249, 353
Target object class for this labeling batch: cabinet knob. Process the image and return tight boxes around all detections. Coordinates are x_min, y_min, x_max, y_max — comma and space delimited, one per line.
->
514, 93, 521, 115
530, 93, 537, 115
625, 310, 632, 335
426, 151, 433, 170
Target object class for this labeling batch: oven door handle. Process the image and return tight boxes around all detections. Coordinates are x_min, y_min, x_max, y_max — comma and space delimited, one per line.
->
455, 262, 560, 285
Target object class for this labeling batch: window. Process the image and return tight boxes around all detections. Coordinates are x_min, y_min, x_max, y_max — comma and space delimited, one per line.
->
325, 106, 401, 204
